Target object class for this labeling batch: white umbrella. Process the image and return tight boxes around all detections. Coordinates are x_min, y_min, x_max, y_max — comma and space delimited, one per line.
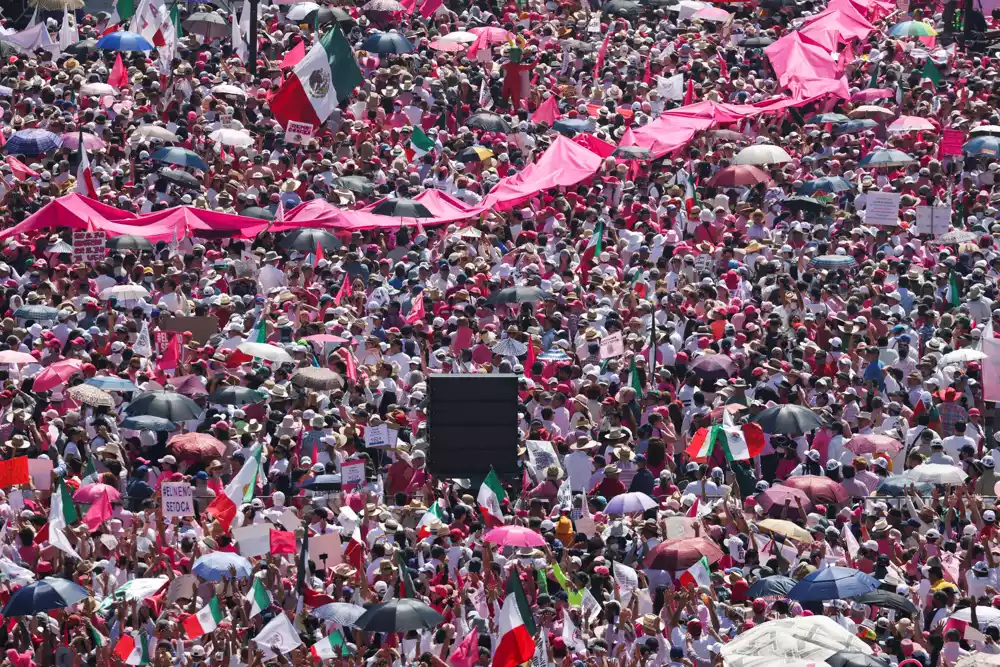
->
80, 82, 117, 97
733, 144, 792, 165
970, 126, 1000, 137
99, 285, 150, 303
605, 492, 658, 515
0, 557, 35, 585
236, 342, 295, 363
938, 349, 988, 365
131, 124, 179, 142
439, 30, 477, 44
950, 607, 1000, 628
286, 2, 320, 20
209, 129, 254, 148
721, 616, 872, 663
211, 83, 247, 98
904, 463, 968, 485
0, 350, 37, 364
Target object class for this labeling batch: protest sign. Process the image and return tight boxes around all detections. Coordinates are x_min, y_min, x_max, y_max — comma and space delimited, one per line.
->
159, 315, 220, 345
915, 206, 951, 237
341, 460, 366, 491
940, 129, 967, 157
154, 330, 173, 354
525, 440, 559, 479
613, 561, 639, 590
0, 457, 28, 488
599, 332, 625, 359
364, 424, 390, 448
285, 121, 315, 144
161, 482, 195, 518
27, 458, 52, 490
234, 524, 272, 557
864, 192, 901, 226
72, 231, 106, 262
308, 531, 342, 568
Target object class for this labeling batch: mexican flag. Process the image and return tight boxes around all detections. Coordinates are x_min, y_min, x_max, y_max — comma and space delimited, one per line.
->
680, 168, 699, 214
577, 220, 604, 279
685, 411, 765, 462
106, 0, 135, 31
114, 633, 149, 665
206, 444, 262, 530
477, 468, 506, 527
183, 596, 223, 639
89, 626, 107, 648
628, 356, 642, 395
247, 577, 270, 618
947, 271, 961, 307
415, 500, 444, 540
922, 59, 942, 86
37, 477, 80, 558
678, 556, 711, 588
311, 630, 352, 660
492, 591, 536, 667
74, 132, 98, 199
271, 24, 363, 129
410, 127, 435, 158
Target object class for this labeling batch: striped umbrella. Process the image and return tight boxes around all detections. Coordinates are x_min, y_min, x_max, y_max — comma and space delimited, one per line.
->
6, 129, 61, 155
538, 349, 571, 362
808, 254, 858, 270
889, 20, 937, 36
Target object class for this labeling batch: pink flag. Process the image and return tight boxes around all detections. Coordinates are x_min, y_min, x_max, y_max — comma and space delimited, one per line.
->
334, 347, 357, 384
465, 33, 488, 59
84, 493, 112, 530
280, 40, 306, 69
419, 0, 443, 17
717, 53, 729, 79
400, 0, 418, 13
334, 273, 352, 305
837, 41, 855, 73
449, 629, 479, 667
524, 337, 535, 371
642, 58, 651, 85
404, 292, 425, 325
684, 78, 695, 105
531, 95, 560, 125
108, 53, 128, 88
157, 333, 181, 371
6, 156, 38, 181
595, 33, 611, 76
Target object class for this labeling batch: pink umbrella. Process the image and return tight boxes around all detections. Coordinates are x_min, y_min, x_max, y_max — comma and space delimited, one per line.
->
887, 116, 936, 133
32, 359, 84, 392
693, 6, 731, 21
167, 375, 208, 396
845, 434, 903, 456
0, 350, 36, 364
73, 483, 122, 504
483, 525, 546, 548
429, 38, 467, 52
851, 88, 894, 102
60, 132, 107, 151
468, 26, 513, 43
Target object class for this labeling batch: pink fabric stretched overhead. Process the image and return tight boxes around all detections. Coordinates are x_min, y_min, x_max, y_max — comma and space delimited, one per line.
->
799, 8, 874, 49
786, 76, 851, 100
480, 135, 604, 210
137, 207, 271, 240
765, 32, 841, 88
362, 189, 482, 223
92, 217, 184, 243
0, 193, 138, 241
574, 134, 616, 158
829, 0, 894, 21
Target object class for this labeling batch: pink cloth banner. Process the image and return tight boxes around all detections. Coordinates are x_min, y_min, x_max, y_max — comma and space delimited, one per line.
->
765, 32, 842, 88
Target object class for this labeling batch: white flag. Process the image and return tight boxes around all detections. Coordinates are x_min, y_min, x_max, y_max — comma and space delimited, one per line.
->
133, 320, 152, 357
658, 73, 685, 101
252, 612, 302, 659
232, 9, 247, 61
532, 632, 548, 667
561, 610, 586, 653
59, 8, 78, 53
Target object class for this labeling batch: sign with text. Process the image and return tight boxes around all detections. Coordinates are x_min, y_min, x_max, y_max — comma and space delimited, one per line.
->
940, 129, 967, 157
161, 482, 194, 518
915, 206, 951, 237
0, 457, 28, 488
154, 331, 172, 354
341, 459, 366, 491
285, 121, 315, 145
72, 231, 106, 262
865, 191, 901, 226
599, 332, 625, 359
159, 315, 220, 345
364, 423, 390, 448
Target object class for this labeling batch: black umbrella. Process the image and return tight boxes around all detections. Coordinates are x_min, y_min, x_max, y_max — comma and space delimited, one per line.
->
484, 286, 553, 305
562, 38, 596, 52
603, 0, 642, 16
183, 11, 230, 40
826, 653, 891, 667
301, 475, 343, 492
332, 175, 375, 195
781, 196, 826, 213
2, 579, 89, 617
206, 386, 266, 406
851, 589, 918, 614
742, 36, 775, 47
370, 198, 434, 218
354, 599, 445, 633
305, 6, 353, 24
125, 391, 203, 422
279, 229, 342, 253
159, 168, 201, 189
689, 355, 737, 383
64, 39, 98, 56
240, 206, 275, 221
753, 404, 823, 436
106, 235, 155, 252
746, 575, 798, 599
612, 146, 651, 159
467, 112, 511, 133
553, 118, 596, 134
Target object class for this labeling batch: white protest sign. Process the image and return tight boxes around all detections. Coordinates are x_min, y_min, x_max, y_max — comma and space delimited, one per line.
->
72, 231, 106, 262
864, 191, 901, 226
580, 588, 602, 622
599, 332, 625, 360
27, 458, 52, 490
285, 121, 315, 144
658, 74, 685, 101
613, 561, 639, 590
161, 482, 194, 518
278, 508, 301, 532
532, 632, 548, 667
525, 440, 559, 480
364, 424, 390, 448
219, 113, 235, 129
341, 459, 366, 491
915, 206, 951, 237
233, 523, 272, 557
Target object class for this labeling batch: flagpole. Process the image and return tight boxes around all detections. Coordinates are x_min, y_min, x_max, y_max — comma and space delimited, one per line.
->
248, 0, 259, 77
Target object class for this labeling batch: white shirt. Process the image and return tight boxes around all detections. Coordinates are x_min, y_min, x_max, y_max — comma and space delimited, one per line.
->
258, 263, 287, 293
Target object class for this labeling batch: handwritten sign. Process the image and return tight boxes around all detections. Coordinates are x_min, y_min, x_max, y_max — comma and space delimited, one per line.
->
341, 459, 366, 491
285, 121, 315, 145
0, 457, 28, 488
155, 331, 172, 354
864, 191, 901, 226
525, 440, 558, 479
940, 129, 966, 157
72, 231, 106, 262
364, 423, 390, 448
613, 561, 638, 590
599, 332, 625, 359
915, 206, 951, 237
161, 482, 194, 517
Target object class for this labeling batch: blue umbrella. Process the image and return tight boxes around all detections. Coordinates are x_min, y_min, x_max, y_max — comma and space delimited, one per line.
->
553, 118, 596, 134
6, 129, 61, 156
87, 376, 141, 392
2, 579, 89, 617
833, 119, 878, 136
806, 113, 850, 124
746, 575, 798, 599
96, 31, 155, 52
192, 553, 253, 581
963, 135, 1000, 158
120, 415, 177, 431
538, 349, 571, 362
876, 475, 932, 497
808, 254, 858, 271
361, 32, 414, 54
858, 150, 915, 168
798, 177, 854, 195
13, 305, 60, 321
787, 566, 879, 602
151, 147, 209, 171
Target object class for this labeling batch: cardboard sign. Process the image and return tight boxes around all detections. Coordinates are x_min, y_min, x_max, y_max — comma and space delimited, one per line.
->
234, 523, 272, 557
285, 121, 315, 144
161, 482, 194, 518
0, 457, 29, 488
599, 332, 625, 359
940, 129, 966, 157
308, 531, 342, 568
364, 424, 390, 448
158, 315, 220, 345
915, 206, 951, 237
864, 191, 901, 226
27, 458, 52, 490
341, 459, 366, 491
72, 231, 107, 262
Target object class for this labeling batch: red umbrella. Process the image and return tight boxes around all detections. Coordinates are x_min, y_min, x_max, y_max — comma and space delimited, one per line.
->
708, 165, 772, 187
781, 476, 849, 505
756, 485, 814, 520
32, 359, 84, 392
168, 432, 226, 459
483, 526, 546, 548
845, 434, 903, 456
644, 537, 724, 571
